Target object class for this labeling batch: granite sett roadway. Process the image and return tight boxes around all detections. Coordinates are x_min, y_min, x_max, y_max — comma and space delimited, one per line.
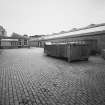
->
0, 48, 105, 105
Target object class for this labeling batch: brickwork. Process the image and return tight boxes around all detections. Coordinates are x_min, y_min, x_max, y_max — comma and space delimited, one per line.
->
0, 48, 105, 105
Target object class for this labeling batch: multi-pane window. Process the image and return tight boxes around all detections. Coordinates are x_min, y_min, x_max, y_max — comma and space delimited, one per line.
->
24, 40, 27, 45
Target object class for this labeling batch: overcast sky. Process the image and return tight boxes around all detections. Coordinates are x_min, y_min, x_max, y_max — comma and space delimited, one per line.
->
0, 0, 105, 36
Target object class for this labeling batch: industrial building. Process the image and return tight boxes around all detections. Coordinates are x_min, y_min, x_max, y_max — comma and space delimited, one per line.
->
0, 37, 29, 49
29, 23, 105, 54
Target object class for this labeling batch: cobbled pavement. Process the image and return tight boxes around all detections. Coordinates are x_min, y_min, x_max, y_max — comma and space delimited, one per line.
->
0, 48, 105, 105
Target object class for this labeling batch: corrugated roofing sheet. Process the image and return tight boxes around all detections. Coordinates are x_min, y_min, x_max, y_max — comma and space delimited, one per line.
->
43, 25, 105, 40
